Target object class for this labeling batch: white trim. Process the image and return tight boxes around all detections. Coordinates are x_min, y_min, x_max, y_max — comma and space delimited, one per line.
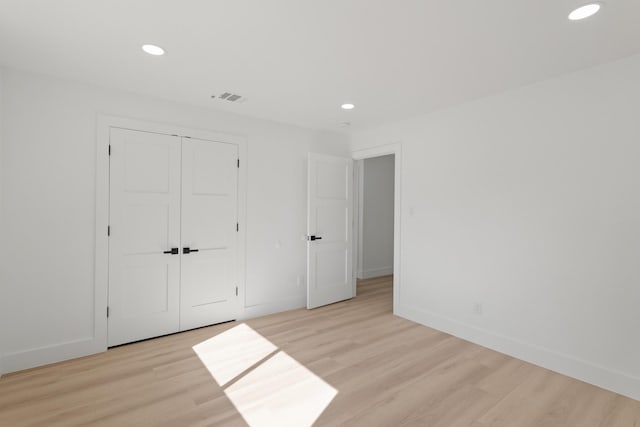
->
360, 267, 394, 279
94, 116, 110, 357
95, 115, 248, 354
352, 143, 402, 314
397, 303, 640, 402
354, 160, 365, 285
236, 137, 248, 319
2, 338, 97, 373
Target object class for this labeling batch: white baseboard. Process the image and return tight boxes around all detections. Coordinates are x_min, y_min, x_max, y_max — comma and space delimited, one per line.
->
2, 296, 308, 374
2, 337, 105, 374
240, 296, 306, 320
359, 266, 393, 279
396, 303, 640, 402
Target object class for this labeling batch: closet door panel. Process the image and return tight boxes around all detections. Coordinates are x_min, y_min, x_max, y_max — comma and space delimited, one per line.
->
108, 128, 181, 346
180, 139, 239, 330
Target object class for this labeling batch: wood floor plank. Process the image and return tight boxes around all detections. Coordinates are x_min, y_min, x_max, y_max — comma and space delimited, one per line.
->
1, 275, 638, 426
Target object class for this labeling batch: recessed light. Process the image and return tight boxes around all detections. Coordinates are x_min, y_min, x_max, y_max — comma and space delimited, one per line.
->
341, 103, 355, 110
568, 3, 602, 20
142, 44, 165, 56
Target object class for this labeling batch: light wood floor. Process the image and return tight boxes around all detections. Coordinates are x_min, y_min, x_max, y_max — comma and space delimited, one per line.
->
1, 275, 639, 426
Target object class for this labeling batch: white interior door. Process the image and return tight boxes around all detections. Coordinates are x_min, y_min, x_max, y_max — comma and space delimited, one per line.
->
180, 138, 239, 330
307, 153, 354, 309
108, 128, 181, 346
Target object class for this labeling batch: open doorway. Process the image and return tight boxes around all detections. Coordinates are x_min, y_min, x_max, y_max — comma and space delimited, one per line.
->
357, 155, 395, 279
354, 153, 395, 309
354, 154, 395, 310
352, 143, 401, 314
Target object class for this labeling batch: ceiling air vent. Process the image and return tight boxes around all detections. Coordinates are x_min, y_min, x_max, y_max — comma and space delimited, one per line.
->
212, 92, 246, 103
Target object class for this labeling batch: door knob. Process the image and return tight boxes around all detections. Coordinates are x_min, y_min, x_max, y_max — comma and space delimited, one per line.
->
163, 248, 179, 255
183, 247, 200, 254
307, 235, 323, 241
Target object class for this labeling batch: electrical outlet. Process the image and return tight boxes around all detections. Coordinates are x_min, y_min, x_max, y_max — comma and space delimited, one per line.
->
474, 303, 483, 316
296, 275, 304, 287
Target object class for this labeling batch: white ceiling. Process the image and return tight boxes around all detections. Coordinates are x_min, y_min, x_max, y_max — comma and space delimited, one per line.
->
1, 0, 639, 132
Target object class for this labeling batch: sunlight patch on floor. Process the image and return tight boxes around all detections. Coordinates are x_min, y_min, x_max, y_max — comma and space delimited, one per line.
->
192, 323, 277, 386
193, 324, 338, 427
226, 351, 337, 427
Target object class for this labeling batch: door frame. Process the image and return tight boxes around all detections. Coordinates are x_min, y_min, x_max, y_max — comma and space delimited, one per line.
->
94, 115, 247, 351
352, 143, 402, 314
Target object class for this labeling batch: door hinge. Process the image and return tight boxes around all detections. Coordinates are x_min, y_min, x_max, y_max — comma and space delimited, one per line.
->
236, 222, 239, 232
236, 286, 238, 296
107, 306, 110, 318
108, 145, 111, 156
237, 158, 240, 168
107, 225, 111, 236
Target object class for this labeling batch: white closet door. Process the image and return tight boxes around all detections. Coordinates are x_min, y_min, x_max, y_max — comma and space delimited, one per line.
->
180, 138, 239, 330
108, 128, 181, 346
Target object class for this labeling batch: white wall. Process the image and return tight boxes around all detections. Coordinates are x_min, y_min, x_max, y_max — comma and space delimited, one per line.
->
0, 68, 348, 373
360, 155, 394, 279
0, 66, 5, 375
351, 53, 640, 400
